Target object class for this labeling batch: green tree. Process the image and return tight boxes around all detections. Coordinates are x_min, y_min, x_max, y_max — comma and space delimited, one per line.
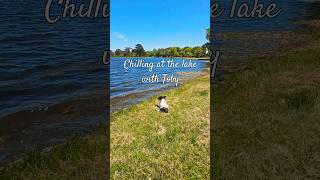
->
185, 51, 193, 57
179, 49, 185, 57
124, 47, 131, 57
164, 48, 170, 57
115, 49, 122, 56
145, 51, 153, 57
160, 49, 165, 57
193, 46, 205, 57
172, 47, 180, 57
110, 50, 114, 56
184, 47, 194, 57
152, 49, 157, 57
133, 44, 145, 57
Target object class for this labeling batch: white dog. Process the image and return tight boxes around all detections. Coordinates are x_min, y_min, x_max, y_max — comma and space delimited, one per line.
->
157, 96, 169, 113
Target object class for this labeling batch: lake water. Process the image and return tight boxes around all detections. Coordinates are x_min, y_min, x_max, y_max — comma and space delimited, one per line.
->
112, 57, 206, 98
0, 0, 319, 166
110, 57, 208, 111
211, 0, 320, 76
0, 0, 108, 165
213, 0, 320, 32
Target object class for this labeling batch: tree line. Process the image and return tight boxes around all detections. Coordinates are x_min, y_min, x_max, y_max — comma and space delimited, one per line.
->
112, 28, 211, 58
112, 44, 209, 58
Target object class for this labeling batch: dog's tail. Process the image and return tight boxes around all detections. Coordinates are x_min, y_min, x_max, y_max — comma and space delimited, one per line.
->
160, 107, 169, 113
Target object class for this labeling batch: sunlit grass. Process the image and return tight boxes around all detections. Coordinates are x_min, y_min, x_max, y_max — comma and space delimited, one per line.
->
0, 75, 210, 179
111, 76, 210, 179
1, 35, 319, 179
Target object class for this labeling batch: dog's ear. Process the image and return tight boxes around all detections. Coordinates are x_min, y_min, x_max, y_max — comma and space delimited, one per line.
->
158, 96, 167, 100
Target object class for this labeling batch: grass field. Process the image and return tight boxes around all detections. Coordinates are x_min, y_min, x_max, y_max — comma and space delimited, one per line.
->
0, 126, 108, 180
0, 75, 210, 179
0, 26, 319, 179
1, 46, 319, 179
212, 45, 320, 179
111, 76, 210, 179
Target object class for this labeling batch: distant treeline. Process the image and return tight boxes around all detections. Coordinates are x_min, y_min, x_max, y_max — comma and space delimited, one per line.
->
111, 44, 209, 58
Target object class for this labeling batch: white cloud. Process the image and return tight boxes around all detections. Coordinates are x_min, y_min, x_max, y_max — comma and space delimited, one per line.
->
113, 32, 128, 42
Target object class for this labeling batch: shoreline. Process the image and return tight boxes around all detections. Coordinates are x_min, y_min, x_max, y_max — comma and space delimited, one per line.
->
0, 20, 315, 177
111, 74, 210, 178
2, 39, 319, 177
112, 56, 210, 60
110, 68, 209, 113
0, 73, 211, 179
0, 58, 208, 168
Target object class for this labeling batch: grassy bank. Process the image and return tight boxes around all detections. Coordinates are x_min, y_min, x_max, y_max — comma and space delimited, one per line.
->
0, 126, 108, 180
212, 44, 320, 178
1, 29, 319, 179
0, 75, 210, 179
111, 76, 210, 179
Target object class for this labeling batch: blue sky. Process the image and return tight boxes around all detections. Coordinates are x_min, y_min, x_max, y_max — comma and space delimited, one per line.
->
111, 0, 209, 51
